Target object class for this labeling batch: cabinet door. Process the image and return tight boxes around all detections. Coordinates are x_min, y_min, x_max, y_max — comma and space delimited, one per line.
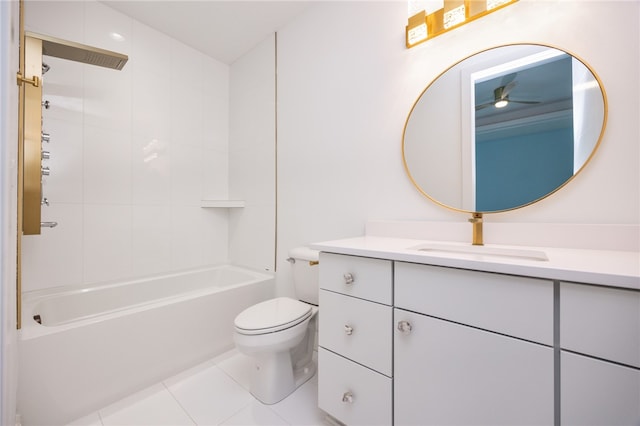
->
394, 309, 554, 426
562, 351, 640, 425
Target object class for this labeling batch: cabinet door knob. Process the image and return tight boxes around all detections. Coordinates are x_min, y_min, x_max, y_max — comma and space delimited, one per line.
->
342, 391, 354, 404
344, 324, 354, 335
397, 320, 412, 335
343, 272, 354, 285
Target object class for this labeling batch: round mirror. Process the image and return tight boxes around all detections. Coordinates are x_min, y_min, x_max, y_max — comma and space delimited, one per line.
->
402, 43, 607, 213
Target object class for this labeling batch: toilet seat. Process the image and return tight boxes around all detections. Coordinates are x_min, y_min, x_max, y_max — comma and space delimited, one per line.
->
235, 297, 312, 335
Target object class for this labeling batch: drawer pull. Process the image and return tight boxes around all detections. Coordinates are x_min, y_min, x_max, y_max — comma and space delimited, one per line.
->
342, 391, 354, 404
397, 320, 412, 335
344, 324, 354, 335
343, 273, 354, 285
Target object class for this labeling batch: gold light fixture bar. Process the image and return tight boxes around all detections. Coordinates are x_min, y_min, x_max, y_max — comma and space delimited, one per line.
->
406, 0, 518, 48
27, 31, 128, 70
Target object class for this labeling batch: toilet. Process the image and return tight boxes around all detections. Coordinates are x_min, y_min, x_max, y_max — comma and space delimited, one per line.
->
233, 246, 319, 404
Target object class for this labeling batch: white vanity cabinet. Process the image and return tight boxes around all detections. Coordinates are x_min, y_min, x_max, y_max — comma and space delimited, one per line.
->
560, 283, 640, 425
317, 252, 393, 425
313, 236, 640, 425
394, 262, 555, 426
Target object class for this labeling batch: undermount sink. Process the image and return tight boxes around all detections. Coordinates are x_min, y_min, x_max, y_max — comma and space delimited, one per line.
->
409, 242, 549, 261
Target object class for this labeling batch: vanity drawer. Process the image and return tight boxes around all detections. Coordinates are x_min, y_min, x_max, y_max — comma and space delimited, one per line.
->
561, 282, 640, 368
319, 289, 392, 376
395, 262, 554, 345
319, 253, 392, 305
318, 348, 392, 426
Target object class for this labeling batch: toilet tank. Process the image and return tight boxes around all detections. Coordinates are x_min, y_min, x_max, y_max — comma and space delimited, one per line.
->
289, 246, 320, 305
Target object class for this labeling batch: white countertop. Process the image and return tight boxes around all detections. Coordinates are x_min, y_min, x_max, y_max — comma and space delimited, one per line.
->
311, 236, 640, 290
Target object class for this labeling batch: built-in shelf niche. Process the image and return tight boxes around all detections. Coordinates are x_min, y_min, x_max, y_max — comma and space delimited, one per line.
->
200, 200, 245, 208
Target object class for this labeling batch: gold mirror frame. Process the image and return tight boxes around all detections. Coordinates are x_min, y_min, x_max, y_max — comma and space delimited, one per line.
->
402, 43, 608, 219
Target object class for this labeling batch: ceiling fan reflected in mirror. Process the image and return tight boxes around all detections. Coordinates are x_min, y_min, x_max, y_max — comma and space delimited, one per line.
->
475, 72, 541, 110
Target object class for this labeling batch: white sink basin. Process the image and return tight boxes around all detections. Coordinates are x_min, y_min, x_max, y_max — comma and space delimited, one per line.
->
409, 242, 548, 261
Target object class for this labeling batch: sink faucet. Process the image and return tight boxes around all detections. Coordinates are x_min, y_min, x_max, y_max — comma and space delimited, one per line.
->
468, 213, 483, 246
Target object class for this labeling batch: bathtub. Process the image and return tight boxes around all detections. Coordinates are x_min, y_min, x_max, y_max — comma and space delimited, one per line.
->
18, 265, 274, 426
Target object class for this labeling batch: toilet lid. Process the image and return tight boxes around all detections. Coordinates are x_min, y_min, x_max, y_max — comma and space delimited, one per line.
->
235, 297, 312, 335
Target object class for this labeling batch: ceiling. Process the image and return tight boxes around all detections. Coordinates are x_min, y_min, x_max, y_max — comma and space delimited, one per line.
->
102, 1, 316, 64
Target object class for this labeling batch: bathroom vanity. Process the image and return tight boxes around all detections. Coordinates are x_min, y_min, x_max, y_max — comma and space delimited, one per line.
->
312, 236, 640, 426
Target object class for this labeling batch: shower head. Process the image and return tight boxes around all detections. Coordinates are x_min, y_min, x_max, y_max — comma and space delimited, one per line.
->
27, 32, 128, 70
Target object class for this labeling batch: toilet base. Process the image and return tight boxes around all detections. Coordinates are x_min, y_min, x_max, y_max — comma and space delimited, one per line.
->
249, 352, 316, 405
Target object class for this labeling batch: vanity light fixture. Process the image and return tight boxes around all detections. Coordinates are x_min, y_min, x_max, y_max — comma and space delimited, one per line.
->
406, 0, 518, 48
406, 10, 429, 47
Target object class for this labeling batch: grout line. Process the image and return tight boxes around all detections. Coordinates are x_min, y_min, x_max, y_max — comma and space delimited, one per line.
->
162, 381, 198, 426
216, 399, 255, 426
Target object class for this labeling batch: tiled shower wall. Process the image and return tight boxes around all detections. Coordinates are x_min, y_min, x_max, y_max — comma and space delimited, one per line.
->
22, 1, 231, 292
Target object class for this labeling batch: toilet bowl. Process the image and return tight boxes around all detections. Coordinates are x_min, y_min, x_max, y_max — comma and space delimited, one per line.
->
233, 247, 319, 404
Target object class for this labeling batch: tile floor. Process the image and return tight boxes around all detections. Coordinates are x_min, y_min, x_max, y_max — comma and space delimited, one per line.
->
66, 349, 330, 426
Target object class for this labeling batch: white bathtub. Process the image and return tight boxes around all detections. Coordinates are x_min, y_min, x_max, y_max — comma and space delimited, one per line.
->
18, 265, 274, 426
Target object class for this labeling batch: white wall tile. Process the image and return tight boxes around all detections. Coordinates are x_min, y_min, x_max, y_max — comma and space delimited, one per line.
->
83, 65, 132, 131
230, 145, 274, 205
83, 204, 132, 284
170, 40, 203, 93
83, 125, 132, 205
84, 0, 132, 55
132, 69, 171, 140
202, 56, 229, 153
41, 118, 83, 204
170, 144, 203, 206
228, 35, 276, 272
201, 148, 228, 200
21, 203, 83, 292
42, 56, 84, 125
200, 208, 229, 265
23, 0, 233, 294
24, 0, 84, 42
170, 85, 203, 148
131, 21, 172, 79
132, 135, 171, 205
229, 203, 275, 272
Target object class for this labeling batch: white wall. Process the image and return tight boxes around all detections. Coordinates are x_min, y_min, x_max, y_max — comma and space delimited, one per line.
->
229, 34, 276, 273
22, 0, 231, 292
0, 1, 19, 424
275, 0, 639, 295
